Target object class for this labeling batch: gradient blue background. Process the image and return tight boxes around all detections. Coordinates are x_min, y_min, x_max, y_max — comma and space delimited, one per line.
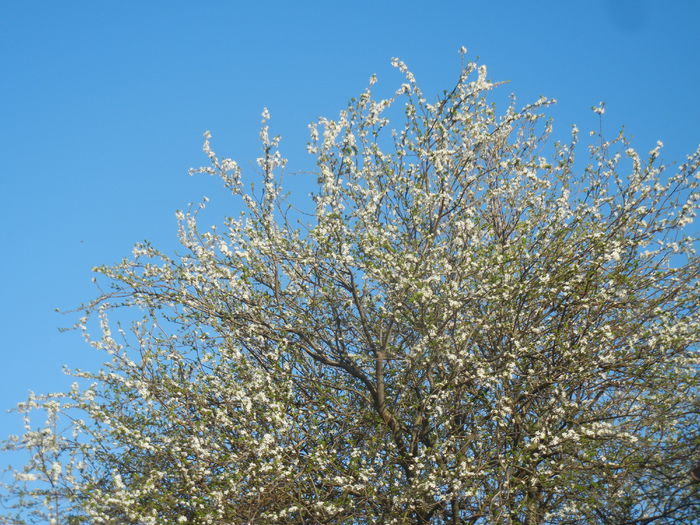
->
1, 1, 699, 445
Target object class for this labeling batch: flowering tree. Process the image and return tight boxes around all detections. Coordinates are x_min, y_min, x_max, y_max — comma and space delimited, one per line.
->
2, 53, 699, 524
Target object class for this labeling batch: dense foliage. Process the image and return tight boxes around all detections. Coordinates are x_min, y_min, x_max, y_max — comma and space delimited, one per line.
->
2, 54, 699, 524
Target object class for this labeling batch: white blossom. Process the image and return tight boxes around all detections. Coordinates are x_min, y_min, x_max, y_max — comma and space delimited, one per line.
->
2, 52, 698, 525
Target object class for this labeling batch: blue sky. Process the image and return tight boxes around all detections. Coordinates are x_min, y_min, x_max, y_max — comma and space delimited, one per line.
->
1, 1, 698, 442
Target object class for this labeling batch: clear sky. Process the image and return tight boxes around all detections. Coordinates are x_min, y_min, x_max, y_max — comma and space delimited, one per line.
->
1, 1, 698, 442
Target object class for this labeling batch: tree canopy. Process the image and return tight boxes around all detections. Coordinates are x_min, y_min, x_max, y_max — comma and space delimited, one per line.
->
2, 54, 699, 524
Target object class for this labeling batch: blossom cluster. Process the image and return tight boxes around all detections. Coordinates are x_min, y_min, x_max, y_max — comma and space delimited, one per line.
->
2, 53, 699, 524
